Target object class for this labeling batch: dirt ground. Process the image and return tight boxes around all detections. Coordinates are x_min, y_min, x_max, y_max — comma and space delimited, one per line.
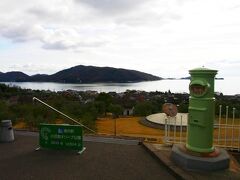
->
96, 117, 166, 143
96, 116, 240, 147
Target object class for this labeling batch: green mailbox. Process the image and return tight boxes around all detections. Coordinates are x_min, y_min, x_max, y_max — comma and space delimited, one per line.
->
186, 67, 217, 153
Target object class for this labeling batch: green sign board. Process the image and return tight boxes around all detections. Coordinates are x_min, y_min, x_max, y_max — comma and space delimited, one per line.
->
39, 123, 83, 151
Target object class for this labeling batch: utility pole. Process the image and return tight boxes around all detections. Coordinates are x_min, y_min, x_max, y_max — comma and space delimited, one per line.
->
114, 118, 116, 136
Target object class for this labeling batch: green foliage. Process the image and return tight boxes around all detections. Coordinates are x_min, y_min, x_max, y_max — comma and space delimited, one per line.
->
134, 101, 154, 116
178, 103, 189, 113
94, 101, 106, 116
0, 100, 9, 120
95, 92, 113, 115
0, 84, 99, 131
96, 93, 112, 106
109, 104, 123, 118
0, 84, 8, 93
0, 82, 240, 133
215, 98, 240, 118
150, 100, 163, 113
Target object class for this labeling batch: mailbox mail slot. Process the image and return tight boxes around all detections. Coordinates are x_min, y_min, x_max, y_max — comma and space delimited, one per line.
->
189, 107, 207, 127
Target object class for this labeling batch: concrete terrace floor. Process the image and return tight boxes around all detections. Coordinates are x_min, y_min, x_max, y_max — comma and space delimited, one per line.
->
0, 131, 176, 180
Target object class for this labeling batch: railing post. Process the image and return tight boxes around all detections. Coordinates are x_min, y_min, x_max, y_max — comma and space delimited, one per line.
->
218, 105, 222, 144
114, 118, 117, 136
180, 115, 183, 143
164, 118, 167, 143
224, 106, 229, 146
167, 117, 170, 141
231, 108, 235, 149
174, 116, 176, 143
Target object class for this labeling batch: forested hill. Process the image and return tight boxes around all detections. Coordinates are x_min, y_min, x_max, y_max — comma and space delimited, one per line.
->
0, 71, 29, 82
0, 65, 162, 83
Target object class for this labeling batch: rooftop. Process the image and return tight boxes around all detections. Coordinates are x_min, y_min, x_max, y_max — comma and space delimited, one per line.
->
0, 131, 175, 180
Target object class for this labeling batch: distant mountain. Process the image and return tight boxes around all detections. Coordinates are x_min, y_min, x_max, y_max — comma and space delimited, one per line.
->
0, 65, 162, 83
0, 71, 29, 82
27, 74, 49, 82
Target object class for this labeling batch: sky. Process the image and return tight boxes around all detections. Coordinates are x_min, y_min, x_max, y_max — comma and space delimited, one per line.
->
0, 0, 240, 78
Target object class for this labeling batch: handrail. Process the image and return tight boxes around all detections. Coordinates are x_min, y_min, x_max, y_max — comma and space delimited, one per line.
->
33, 97, 95, 133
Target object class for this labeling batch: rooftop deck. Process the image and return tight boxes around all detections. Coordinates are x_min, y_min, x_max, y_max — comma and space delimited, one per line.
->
0, 131, 175, 180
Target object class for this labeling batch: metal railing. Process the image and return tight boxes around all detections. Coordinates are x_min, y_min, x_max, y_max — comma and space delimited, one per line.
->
164, 106, 240, 152
163, 114, 187, 145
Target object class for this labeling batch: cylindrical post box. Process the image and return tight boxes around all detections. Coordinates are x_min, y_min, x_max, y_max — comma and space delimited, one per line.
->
186, 67, 217, 153
0, 120, 15, 142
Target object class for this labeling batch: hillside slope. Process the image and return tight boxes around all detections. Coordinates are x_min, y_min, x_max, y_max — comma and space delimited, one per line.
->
0, 65, 161, 83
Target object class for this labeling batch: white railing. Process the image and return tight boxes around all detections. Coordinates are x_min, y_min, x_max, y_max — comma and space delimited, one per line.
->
164, 106, 240, 152
163, 115, 187, 145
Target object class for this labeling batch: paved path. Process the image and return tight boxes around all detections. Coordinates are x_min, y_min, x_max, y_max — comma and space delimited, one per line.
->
83, 136, 141, 145
0, 132, 176, 180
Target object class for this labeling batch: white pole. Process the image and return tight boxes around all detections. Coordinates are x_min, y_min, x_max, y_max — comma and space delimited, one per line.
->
164, 118, 168, 143
218, 105, 222, 144
225, 106, 228, 146
167, 117, 170, 141
33, 97, 95, 133
231, 108, 235, 149
180, 115, 183, 143
174, 116, 176, 143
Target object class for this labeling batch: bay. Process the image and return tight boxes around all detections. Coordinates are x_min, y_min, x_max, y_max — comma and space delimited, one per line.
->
1, 77, 239, 95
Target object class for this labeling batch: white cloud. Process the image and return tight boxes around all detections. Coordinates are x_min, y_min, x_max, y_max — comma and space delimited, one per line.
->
40, 27, 109, 50
0, 0, 240, 79
75, 0, 147, 14
27, 5, 69, 20
0, 0, 110, 50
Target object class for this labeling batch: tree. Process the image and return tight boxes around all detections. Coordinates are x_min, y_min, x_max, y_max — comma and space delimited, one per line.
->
0, 100, 8, 120
134, 101, 153, 116
94, 101, 106, 116
95, 92, 113, 115
109, 104, 123, 118
178, 102, 189, 113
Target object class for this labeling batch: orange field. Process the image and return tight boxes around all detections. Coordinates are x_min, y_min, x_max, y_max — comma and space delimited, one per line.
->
96, 116, 240, 146
96, 117, 166, 143
13, 121, 28, 129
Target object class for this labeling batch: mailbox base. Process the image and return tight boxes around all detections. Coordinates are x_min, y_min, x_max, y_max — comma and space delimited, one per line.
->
171, 144, 230, 172
186, 143, 215, 153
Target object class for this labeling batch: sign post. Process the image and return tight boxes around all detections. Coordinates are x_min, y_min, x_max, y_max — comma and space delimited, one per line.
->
37, 123, 85, 154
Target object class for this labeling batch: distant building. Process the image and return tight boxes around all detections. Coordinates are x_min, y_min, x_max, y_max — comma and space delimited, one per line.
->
123, 107, 134, 116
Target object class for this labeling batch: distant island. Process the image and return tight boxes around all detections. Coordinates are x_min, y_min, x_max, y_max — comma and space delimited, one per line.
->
0, 65, 162, 83
180, 77, 224, 80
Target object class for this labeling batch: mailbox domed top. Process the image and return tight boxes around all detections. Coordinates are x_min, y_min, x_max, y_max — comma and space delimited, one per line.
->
189, 67, 218, 98
189, 67, 217, 75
